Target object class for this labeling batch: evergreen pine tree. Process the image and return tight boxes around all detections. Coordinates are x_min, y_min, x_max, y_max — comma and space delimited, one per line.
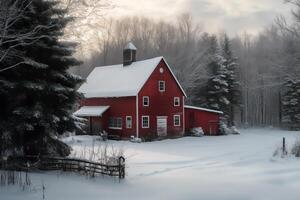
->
0, 0, 83, 156
221, 34, 241, 126
205, 36, 230, 120
282, 79, 300, 130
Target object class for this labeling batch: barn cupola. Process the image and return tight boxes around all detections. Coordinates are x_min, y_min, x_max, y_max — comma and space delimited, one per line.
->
123, 42, 137, 66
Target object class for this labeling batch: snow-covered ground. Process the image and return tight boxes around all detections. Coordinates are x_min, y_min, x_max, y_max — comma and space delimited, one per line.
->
2, 128, 300, 200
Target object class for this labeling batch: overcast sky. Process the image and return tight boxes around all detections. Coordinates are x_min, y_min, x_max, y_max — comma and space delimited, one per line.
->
110, 0, 293, 36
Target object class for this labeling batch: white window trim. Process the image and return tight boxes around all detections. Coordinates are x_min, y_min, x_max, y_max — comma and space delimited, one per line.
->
174, 97, 180, 107
159, 81, 165, 92
109, 117, 122, 130
142, 115, 150, 128
109, 127, 122, 130
174, 115, 181, 127
126, 116, 132, 129
143, 96, 149, 107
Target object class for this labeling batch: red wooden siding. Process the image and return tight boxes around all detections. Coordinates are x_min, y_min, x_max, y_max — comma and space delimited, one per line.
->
80, 97, 136, 138
138, 59, 185, 138
185, 108, 221, 135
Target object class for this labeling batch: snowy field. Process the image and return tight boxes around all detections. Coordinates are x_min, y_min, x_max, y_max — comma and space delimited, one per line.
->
2, 128, 300, 200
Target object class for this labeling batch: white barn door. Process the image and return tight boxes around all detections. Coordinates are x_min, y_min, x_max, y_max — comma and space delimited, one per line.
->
157, 116, 167, 137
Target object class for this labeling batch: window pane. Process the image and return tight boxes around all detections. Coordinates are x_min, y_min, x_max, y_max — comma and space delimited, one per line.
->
126, 116, 132, 128
159, 81, 165, 91
142, 116, 149, 128
143, 96, 149, 106
174, 97, 180, 106
109, 117, 122, 128
174, 115, 180, 126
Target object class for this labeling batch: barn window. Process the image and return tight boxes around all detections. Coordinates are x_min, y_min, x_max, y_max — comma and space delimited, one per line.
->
126, 116, 132, 129
143, 96, 149, 107
159, 81, 165, 92
109, 117, 122, 129
173, 115, 180, 126
142, 116, 150, 128
174, 97, 180, 106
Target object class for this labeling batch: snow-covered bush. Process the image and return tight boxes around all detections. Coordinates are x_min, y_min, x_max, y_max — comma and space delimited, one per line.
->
100, 131, 108, 141
190, 127, 204, 137
130, 136, 142, 143
230, 126, 240, 135
220, 122, 240, 135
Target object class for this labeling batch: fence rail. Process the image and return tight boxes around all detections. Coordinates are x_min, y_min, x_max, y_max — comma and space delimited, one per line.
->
1, 156, 126, 179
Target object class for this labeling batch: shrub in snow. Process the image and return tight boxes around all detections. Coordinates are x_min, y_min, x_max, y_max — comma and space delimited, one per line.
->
100, 131, 108, 141
230, 126, 240, 135
220, 122, 231, 135
70, 141, 124, 165
273, 145, 288, 158
190, 127, 204, 137
130, 136, 142, 143
220, 122, 240, 135
291, 138, 300, 157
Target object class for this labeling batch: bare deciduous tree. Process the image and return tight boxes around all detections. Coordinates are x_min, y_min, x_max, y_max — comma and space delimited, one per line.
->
0, 0, 57, 72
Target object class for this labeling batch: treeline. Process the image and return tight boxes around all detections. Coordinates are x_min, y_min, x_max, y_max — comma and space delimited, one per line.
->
75, 3, 300, 128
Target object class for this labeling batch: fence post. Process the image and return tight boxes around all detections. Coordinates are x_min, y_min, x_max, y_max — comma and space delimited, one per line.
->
118, 156, 125, 180
283, 137, 286, 155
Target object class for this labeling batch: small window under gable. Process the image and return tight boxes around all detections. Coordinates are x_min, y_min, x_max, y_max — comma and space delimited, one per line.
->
143, 96, 149, 107
159, 81, 165, 92
174, 97, 180, 106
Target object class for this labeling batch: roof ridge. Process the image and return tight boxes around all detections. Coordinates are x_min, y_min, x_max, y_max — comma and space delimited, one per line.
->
94, 56, 163, 69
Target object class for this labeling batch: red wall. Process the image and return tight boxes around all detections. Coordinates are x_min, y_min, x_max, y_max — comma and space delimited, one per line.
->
138, 59, 185, 138
81, 97, 136, 138
185, 108, 220, 135
79, 58, 186, 139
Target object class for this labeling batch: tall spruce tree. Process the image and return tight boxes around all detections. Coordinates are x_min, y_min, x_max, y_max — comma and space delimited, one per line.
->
205, 36, 230, 120
221, 34, 241, 126
282, 79, 300, 130
0, 0, 83, 157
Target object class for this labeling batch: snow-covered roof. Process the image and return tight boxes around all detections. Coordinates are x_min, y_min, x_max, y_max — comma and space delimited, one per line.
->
73, 106, 110, 117
124, 42, 137, 50
184, 105, 223, 114
78, 56, 187, 98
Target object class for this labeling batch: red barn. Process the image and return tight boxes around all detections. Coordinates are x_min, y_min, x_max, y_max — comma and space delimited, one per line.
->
184, 105, 223, 135
74, 42, 222, 139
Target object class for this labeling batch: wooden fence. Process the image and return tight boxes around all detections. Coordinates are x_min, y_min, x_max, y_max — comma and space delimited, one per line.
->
1, 156, 126, 180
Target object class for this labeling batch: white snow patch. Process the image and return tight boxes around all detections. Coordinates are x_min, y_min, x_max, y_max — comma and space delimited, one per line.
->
190, 127, 204, 137
78, 57, 163, 98
73, 106, 110, 117
185, 105, 223, 114
2, 129, 300, 200
124, 42, 137, 50
78, 56, 186, 98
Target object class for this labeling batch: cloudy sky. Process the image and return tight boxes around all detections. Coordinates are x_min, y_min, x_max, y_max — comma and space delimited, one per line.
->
110, 0, 293, 36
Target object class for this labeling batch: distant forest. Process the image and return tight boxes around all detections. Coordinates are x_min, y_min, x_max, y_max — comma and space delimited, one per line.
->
72, 1, 300, 128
